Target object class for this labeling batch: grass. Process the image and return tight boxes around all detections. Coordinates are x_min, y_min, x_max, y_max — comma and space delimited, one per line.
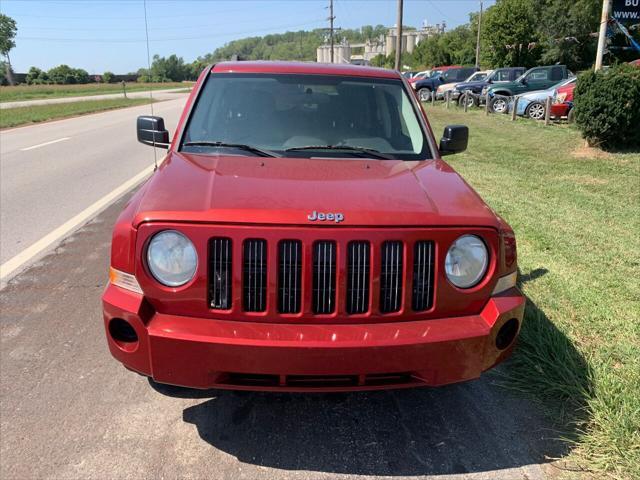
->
0, 82, 191, 102
0, 98, 155, 128
424, 104, 640, 479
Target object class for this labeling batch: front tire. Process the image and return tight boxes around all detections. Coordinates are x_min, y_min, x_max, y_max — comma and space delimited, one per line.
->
567, 107, 575, 124
418, 88, 432, 102
526, 102, 546, 120
490, 96, 508, 114
458, 93, 476, 108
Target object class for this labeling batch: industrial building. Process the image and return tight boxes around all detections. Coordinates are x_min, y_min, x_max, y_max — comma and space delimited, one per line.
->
316, 22, 446, 64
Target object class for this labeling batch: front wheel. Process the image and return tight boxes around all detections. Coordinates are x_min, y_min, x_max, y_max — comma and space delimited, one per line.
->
418, 88, 432, 102
490, 96, 508, 114
526, 102, 546, 120
458, 93, 476, 108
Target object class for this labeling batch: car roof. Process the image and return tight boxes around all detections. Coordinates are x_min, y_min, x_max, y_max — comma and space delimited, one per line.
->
211, 61, 401, 79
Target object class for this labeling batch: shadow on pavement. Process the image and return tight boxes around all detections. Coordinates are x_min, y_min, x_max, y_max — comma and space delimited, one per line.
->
149, 266, 593, 477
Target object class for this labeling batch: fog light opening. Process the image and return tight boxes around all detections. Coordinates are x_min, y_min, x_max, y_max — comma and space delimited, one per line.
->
109, 318, 138, 344
496, 318, 519, 350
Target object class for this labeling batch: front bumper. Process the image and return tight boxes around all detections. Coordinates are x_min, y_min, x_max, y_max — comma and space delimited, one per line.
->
103, 285, 525, 392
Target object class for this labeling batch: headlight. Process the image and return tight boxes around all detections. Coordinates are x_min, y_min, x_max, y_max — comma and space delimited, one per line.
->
445, 235, 489, 289
146, 230, 198, 287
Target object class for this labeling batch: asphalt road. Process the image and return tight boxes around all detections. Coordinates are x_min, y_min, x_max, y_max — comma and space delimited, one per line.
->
0, 102, 564, 479
0, 93, 187, 273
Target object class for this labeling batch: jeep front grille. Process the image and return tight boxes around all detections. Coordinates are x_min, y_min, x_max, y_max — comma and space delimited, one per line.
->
346, 241, 370, 314
278, 240, 302, 314
243, 239, 267, 312
380, 241, 403, 313
412, 241, 435, 311
208, 237, 232, 310
312, 241, 337, 314
207, 235, 436, 317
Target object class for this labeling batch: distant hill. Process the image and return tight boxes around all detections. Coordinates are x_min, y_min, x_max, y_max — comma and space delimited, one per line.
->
198, 25, 389, 63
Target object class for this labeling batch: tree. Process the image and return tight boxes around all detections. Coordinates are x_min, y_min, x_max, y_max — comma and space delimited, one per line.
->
536, 0, 600, 71
413, 22, 476, 69
46, 64, 90, 84
481, 0, 542, 68
102, 71, 114, 83
25, 66, 49, 85
0, 14, 17, 85
149, 54, 189, 82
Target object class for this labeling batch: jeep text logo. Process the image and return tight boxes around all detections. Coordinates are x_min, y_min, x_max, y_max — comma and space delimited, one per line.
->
307, 211, 344, 223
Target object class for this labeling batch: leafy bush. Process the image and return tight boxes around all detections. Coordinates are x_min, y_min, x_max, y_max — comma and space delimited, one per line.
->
573, 64, 640, 150
102, 71, 114, 83
25, 66, 49, 85
46, 64, 90, 84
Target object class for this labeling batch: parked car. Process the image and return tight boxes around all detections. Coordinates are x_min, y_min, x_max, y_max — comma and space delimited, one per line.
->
454, 67, 526, 106
408, 69, 432, 85
103, 61, 524, 393
408, 65, 461, 87
436, 70, 491, 100
510, 77, 577, 120
486, 65, 573, 113
402, 71, 419, 79
550, 82, 576, 122
414, 66, 479, 101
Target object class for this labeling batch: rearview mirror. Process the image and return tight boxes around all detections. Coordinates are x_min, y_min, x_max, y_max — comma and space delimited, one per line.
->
137, 116, 170, 148
439, 125, 468, 155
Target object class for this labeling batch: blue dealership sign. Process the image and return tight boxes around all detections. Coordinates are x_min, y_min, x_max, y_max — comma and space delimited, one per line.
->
612, 0, 640, 24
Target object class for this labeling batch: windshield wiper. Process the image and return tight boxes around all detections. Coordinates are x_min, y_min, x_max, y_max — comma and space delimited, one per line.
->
284, 145, 393, 160
182, 141, 280, 158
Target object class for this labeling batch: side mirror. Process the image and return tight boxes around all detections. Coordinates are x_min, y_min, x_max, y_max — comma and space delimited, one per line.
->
137, 116, 170, 148
439, 125, 468, 155
520, 77, 527, 85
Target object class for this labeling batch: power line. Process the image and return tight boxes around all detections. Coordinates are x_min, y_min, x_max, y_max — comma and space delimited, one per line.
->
15, 18, 326, 43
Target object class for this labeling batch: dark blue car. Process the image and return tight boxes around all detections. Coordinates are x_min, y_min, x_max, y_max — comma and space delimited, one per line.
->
453, 67, 525, 106
413, 66, 478, 102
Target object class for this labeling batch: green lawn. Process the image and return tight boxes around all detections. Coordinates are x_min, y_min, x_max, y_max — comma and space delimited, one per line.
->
0, 98, 155, 128
0, 82, 191, 102
424, 104, 639, 478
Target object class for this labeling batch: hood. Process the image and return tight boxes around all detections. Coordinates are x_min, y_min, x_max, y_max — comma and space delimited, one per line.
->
438, 82, 459, 91
521, 88, 555, 101
489, 80, 518, 91
132, 152, 499, 228
455, 80, 488, 90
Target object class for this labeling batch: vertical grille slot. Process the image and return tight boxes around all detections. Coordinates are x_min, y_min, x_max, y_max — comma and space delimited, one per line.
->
243, 239, 267, 312
346, 241, 370, 314
312, 241, 336, 314
412, 241, 435, 311
278, 240, 302, 314
208, 238, 232, 310
380, 241, 403, 313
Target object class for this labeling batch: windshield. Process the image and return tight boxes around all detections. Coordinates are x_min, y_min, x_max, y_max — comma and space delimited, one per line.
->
466, 72, 488, 82
181, 73, 431, 160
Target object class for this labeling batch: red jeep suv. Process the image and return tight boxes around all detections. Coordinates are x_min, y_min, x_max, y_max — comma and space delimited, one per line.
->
102, 61, 524, 392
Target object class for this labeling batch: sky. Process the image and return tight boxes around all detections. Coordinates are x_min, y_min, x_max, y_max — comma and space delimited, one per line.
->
1, 0, 495, 74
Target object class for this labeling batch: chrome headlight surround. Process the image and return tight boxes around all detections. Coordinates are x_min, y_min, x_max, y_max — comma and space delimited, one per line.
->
445, 235, 489, 289
146, 230, 198, 287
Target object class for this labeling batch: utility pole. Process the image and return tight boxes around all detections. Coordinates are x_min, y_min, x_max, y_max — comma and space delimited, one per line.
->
475, 1, 483, 68
329, 0, 335, 63
394, 0, 404, 71
595, 0, 611, 71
